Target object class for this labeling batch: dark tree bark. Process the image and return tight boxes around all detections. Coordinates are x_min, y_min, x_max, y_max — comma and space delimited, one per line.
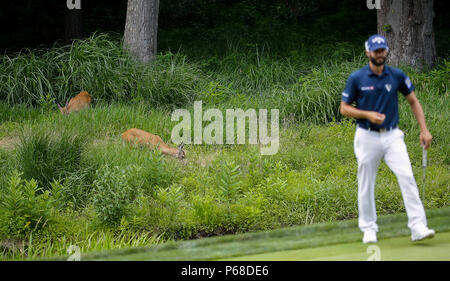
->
64, 1, 83, 43
377, 0, 437, 70
123, 0, 159, 63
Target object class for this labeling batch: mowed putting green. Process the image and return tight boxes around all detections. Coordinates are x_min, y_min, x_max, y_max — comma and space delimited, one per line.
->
54, 207, 450, 261
219, 232, 450, 261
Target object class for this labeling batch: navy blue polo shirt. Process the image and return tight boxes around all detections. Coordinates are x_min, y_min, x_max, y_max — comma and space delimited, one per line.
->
341, 64, 415, 129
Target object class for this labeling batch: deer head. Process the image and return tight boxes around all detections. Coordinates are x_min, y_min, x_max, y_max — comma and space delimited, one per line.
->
176, 142, 185, 159
58, 100, 69, 114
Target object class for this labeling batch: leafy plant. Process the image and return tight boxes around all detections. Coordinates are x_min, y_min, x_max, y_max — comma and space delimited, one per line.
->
91, 165, 142, 225
37, 93, 56, 113
0, 171, 56, 238
199, 81, 233, 104
216, 160, 242, 202
155, 184, 185, 228
190, 194, 226, 234
141, 148, 174, 195
157, 184, 184, 210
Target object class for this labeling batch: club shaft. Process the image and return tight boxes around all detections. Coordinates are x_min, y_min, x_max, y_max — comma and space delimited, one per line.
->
422, 148, 427, 203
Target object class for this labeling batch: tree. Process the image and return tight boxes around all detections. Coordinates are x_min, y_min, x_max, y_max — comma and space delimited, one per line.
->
64, 0, 83, 43
123, 0, 160, 63
377, 0, 436, 70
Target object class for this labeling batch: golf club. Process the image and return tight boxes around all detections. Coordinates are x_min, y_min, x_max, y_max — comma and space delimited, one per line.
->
422, 146, 427, 203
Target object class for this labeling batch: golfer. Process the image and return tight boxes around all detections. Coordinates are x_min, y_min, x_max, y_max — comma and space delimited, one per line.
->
340, 34, 435, 243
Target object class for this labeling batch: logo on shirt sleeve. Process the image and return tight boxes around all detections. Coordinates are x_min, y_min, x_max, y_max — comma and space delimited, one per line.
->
405, 77, 412, 89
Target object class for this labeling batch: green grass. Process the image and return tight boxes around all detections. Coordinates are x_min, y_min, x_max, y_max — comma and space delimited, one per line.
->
0, 34, 448, 260
1, 228, 166, 261
0, 102, 448, 260
15, 126, 86, 190
221, 232, 450, 261
50, 207, 450, 261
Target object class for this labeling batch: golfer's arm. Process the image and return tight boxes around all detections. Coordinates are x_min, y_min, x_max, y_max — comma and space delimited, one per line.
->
405, 92, 429, 132
340, 101, 370, 119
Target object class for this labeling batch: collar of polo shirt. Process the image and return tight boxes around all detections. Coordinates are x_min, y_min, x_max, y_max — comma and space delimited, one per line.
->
366, 64, 389, 77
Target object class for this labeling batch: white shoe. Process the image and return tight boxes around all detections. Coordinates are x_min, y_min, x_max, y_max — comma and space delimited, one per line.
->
363, 230, 378, 244
411, 223, 435, 242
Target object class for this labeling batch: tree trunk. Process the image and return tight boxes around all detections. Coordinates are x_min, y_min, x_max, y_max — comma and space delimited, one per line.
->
64, 2, 83, 43
123, 0, 159, 63
377, 0, 436, 70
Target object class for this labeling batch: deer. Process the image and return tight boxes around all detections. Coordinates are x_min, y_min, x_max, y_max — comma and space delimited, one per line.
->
121, 128, 185, 159
58, 91, 91, 114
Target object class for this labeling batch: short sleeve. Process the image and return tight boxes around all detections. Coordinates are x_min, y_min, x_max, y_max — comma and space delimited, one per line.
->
341, 74, 358, 103
398, 71, 415, 96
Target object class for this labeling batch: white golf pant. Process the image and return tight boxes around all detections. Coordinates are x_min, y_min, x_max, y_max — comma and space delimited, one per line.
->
354, 127, 427, 232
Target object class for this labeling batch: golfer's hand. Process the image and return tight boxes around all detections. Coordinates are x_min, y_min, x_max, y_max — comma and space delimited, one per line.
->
420, 130, 432, 149
366, 111, 386, 125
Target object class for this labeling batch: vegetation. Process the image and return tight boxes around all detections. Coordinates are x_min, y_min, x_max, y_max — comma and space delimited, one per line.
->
50, 207, 450, 261
0, 6, 448, 259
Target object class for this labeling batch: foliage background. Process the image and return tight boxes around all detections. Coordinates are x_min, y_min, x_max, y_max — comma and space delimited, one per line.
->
0, 0, 448, 260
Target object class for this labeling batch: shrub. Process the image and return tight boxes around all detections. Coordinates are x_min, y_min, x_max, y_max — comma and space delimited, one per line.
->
215, 160, 242, 202
199, 81, 234, 105
86, 140, 178, 198
157, 184, 184, 212
140, 148, 175, 195
227, 201, 264, 232
428, 59, 450, 94
16, 127, 85, 191
151, 185, 191, 238
0, 149, 13, 192
0, 171, 58, 238
57, 165, 97, 210
91, 165, 143, 225
194, 198, 225, 234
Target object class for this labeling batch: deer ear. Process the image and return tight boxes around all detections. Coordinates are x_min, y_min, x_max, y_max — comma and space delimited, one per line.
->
177, 149, 185, 159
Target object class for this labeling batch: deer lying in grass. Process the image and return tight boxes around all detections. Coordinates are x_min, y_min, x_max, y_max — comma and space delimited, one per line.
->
121, 128, 185, 159
58, 91, 91, 114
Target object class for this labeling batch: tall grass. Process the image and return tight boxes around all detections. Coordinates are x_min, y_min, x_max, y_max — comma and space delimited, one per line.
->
0, 34, 203, 108
1, 34, 447, 125
15, 126, 86, 190
0, 230, 165, 261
